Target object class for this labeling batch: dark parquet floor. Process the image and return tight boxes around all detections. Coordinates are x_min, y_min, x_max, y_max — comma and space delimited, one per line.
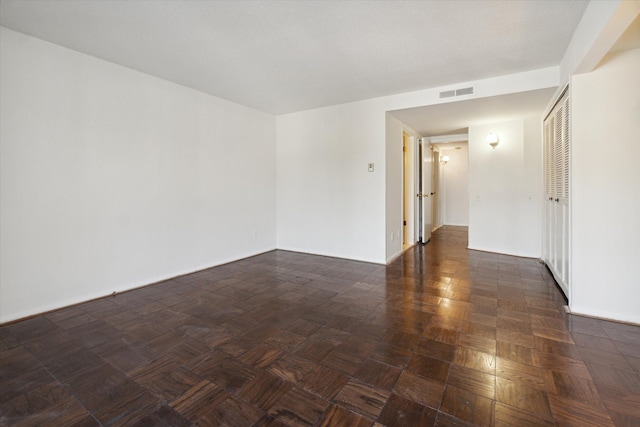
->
1, 226, 640, 426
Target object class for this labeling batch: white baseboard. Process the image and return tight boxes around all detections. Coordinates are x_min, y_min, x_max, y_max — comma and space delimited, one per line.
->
466, 245, 540, 259
569, 305, 640, 326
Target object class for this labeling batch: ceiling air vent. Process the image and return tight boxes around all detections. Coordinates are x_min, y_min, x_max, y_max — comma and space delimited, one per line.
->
439, 90, 456, 99
439, 86, 474, 99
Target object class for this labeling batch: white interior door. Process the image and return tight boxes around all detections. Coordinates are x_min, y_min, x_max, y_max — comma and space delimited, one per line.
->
432, 149, 439, 230
417, 139, 433, 243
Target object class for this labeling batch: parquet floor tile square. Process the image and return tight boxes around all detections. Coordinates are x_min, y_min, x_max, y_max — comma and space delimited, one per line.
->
447, 364, 495, 399
495, 377, 552, 421
300, 365, 350, 400
319, 348, 365, 376
415, 338, 456, 362
378, 393, 437, 427
494, 401, 553, 427
352, 359, 401, 391
199, 394, 265, 426
169, 380, 229, 421
440, 385, 494, 427
334, 379, 390, 419
317, 404, 373, 427
495, 357, 545, 390
128, 358, 201, 402
131, 405, 191, 427
407, 354, 450, 382
453, 347, 496, 374
268, 386, 329, 426
393, 370, 446, 409
548, 393, 616, 427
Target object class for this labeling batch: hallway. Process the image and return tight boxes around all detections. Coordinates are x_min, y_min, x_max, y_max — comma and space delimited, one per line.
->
1, 226, 639, 425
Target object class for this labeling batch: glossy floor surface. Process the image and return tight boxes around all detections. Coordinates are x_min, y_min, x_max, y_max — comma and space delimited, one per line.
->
1, 226, 639, 426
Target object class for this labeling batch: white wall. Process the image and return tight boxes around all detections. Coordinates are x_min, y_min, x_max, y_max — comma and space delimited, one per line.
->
0, 28, 276, 323
468, 118, 543, 257
440, 145, 469, 226
276, 100, 388, 263
277, 69, 557, 265
571, 48, 640, 324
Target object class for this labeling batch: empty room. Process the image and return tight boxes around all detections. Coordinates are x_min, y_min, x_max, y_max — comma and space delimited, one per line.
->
1, 1, 639, 426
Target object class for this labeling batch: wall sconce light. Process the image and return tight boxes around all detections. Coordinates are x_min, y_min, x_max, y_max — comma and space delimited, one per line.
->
441, 155, 450, 165
487, 133, 499, 149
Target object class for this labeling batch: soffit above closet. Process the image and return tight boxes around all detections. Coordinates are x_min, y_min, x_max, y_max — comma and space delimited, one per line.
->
0, 0, 588, 115
389, 87, 557, 137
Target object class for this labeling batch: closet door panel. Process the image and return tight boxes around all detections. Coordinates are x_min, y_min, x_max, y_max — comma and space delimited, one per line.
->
543, 90, 570, 298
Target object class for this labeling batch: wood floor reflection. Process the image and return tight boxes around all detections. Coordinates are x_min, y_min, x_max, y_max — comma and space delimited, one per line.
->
1, 226, 639, 426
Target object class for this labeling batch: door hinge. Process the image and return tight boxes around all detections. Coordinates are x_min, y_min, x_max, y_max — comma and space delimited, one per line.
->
403, 221, 407, 226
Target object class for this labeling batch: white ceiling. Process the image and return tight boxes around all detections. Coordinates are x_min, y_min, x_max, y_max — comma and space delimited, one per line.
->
389, 87, 558, 136
0, 0, 589, 115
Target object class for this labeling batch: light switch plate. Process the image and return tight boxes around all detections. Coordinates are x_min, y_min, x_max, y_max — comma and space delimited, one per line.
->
368, 163, 374, 172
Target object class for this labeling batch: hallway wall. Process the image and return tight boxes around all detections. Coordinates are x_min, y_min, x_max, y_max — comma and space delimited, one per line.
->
468, 117, 543, 258
440, 145, 469, 227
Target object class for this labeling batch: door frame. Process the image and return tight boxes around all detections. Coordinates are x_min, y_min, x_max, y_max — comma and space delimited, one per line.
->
402, 131, 416, 249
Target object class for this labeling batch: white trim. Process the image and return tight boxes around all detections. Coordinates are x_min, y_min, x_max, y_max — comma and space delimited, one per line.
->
277, 246, 385, 265
385, 249, 404, 264
466, 246, 541, 259
569, 306, 640, 326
